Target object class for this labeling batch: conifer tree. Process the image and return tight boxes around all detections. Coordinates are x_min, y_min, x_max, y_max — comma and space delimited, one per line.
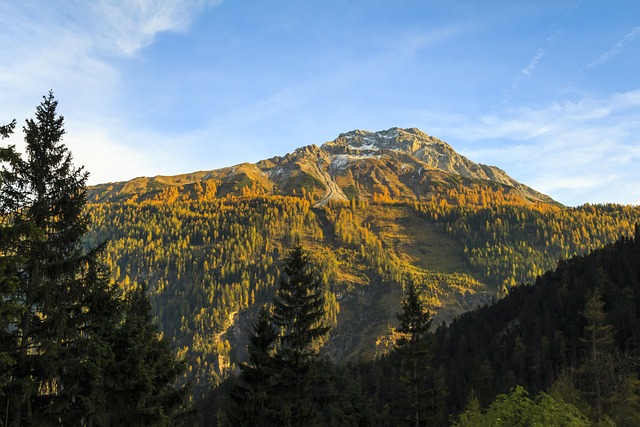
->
102, 282, 189, 426
0, 93, 187, 426
228, 305, 279, 426
579, 288, 615, 422
394, 278, 441, 426
0, 118, 18, 406
0, 92, 94, 425
271, 244, 330, 427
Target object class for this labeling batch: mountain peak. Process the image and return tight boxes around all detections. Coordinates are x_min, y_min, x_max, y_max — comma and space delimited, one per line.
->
330, 127, 441, 153
88, 127, 557, 206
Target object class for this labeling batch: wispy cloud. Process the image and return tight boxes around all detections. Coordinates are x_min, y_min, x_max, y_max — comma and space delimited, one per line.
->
588, 26, 640, 67
91, 0, 220, 56
441, 91, 640, 205
521, 49, 545, 76
0, 1, 222, 120
0, 1, 221, 183
512, 49, 545, 89
374, 25, 466, 58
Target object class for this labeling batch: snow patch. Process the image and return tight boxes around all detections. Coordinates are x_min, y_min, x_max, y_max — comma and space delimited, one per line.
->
348, 143, 380, 151
331, 153, 382, 170
381, 130, 399, 139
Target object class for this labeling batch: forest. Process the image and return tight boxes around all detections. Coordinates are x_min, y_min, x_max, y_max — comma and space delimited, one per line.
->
3, 94, 640, 425
0, 94, 190, 426
200, 227, 640, 426
84, 181, 640, 395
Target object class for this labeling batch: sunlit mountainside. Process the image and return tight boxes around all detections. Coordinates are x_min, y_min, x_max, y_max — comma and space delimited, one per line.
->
89, 127, 553, 205
85, 127, 640, 393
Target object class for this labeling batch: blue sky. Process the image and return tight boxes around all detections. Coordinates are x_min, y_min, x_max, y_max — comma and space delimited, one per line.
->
1, 0, 639, 206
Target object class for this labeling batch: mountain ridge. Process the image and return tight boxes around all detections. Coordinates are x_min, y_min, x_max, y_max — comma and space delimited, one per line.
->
88, 127, 557, 206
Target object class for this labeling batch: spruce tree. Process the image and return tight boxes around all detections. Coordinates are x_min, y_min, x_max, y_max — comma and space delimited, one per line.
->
394, 278, 441, 426
0, 93, 187, 425
0, 119, 19, 406
102, 282, 189, 426
0, 92, 93, 425
271, 244, 330, 427
228, 305, 279, 426
579, 288, 616, 422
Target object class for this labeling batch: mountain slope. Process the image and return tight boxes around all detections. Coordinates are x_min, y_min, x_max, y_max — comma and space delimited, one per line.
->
430, 227, 640, 415
88, 127, 556, 206
84, 127, 640, 394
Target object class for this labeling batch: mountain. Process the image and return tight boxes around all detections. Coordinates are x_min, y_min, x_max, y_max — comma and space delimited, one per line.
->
84, 127, 640, 394
88, 127, 555, 206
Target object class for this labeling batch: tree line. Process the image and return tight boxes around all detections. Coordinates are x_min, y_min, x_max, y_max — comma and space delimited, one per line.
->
84, 183, 640, 391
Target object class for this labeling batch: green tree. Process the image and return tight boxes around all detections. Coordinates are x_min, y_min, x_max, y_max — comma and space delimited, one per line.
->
0, 91, 95, 425
610, 372, 640, 427
452, 385, 590, 427
579, 288, 615, 421
0, 118, 19, 413
0, 120, 15, 139
271, 244, 330, 426
394, 278, 442, 426
0, 93, 187, 426
454, 391, 483, 427
228, 305, 279, 426
102, 282, 189, 426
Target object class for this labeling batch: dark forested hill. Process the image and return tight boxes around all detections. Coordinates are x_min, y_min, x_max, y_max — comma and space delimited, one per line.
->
84, 128, 640, 394
427, 225, 640, 422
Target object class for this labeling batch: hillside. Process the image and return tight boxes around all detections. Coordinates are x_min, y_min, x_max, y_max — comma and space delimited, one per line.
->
429, 226, 640, 420
84, 128, 640, 393
296, 226, 640, 426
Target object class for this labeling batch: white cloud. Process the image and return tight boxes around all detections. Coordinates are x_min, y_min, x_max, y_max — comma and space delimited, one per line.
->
512, 49, 545, 89
91, 0, 220, 56
443, 91, 640, 205
521, 49, 545, 76
0, 0, 219, 94
588, 26, 640, 67
0, 0, 221, 182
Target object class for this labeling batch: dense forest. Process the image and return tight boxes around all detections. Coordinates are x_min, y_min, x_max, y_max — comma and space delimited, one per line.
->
204, 228, 640, 425
84, 182, 640, 394
4, 94, 640, 425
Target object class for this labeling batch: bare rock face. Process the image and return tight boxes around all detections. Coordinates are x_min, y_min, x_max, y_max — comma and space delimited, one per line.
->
325, 127, 531, 192
262, 127, 555, 205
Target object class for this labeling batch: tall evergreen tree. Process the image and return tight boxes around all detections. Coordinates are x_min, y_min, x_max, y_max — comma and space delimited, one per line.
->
579, 288, 616, 422
0, 93, 187, 426
0, 118, 19, 408
228, 305, 279, 426
271, 244, 330, 427
0, 91, 93, 425
102, 282, 189, 426
394, 278, 443, 426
